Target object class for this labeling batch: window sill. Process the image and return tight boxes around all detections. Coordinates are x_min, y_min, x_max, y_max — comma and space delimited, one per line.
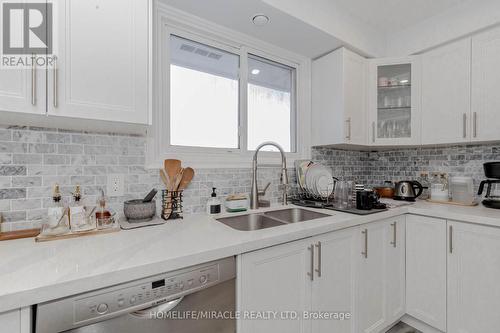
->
145, 150, 310, 170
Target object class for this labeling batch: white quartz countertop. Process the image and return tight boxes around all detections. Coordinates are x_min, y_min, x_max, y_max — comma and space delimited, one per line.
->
1, 201, 499, 313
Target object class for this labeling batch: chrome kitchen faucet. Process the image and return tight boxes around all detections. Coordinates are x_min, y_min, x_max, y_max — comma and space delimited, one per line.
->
250, 141, 289, 209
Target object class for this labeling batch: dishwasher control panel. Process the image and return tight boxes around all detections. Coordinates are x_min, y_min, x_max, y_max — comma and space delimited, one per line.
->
74, 264, 219, 323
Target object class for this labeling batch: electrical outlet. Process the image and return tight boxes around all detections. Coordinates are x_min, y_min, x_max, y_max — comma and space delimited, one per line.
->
107, 174, 125, 197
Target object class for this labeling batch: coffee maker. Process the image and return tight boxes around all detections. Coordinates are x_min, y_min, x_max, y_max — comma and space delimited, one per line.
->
478, 162, 500, 209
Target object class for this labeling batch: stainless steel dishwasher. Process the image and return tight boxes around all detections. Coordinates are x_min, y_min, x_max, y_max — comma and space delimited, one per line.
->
35, 257, 235, 333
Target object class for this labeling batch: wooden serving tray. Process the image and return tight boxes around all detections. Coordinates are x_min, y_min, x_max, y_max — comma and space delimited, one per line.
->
35, 227, 120, 242
0, 228, 41, 241
426, 199, 479, 207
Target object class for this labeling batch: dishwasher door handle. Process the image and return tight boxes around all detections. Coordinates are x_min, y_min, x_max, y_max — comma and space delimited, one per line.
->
130, 296, 184, 318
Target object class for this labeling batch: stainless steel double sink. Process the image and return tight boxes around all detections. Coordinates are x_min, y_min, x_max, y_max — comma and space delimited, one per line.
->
216, 208, 330, 231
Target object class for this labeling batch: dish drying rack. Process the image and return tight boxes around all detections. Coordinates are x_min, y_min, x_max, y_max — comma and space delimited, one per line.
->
289, 179, 337, 207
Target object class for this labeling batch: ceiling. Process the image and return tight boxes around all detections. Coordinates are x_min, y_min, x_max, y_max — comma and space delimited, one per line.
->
159, 0, 344, 58
329, 0, 468, 32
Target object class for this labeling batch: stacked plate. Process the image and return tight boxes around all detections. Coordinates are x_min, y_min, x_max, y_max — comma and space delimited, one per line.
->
295, 160, 335, 198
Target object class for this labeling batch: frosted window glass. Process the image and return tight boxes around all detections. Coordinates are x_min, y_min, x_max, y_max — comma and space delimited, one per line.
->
247, 55, 295, 152
170, 35, 239, 148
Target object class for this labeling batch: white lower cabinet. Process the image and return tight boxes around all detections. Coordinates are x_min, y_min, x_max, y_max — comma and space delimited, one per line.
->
406, 215, 447, 332
447, 221, 500, 333
356, 221, 387, 333
238, 238, 312, 333
384, 217, 406, 324
311, 228, 358, 333
238, 217, 405, 333
0, 308, 31, 333
356, 217, 405, 333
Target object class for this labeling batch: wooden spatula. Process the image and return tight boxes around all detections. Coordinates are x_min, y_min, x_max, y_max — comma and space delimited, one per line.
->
164, 159, 181, 178
178, 167, 194, 191
160, 169, 171, 189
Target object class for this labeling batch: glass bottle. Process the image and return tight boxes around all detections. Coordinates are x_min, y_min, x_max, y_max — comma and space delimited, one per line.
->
44, 184, 69, 235
69, 185, 87, 231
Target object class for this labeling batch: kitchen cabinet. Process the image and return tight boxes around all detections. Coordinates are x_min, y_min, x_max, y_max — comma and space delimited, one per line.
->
384, 216, 406, 324
238, 226, 360, 333
356, 217, 405, 333
368, 57, 421, 146
48, 0, 150, 124
471, 25, 500, 142
0, 308, 31, 333
312, 48, 367, 146
239, 218, 406, 333
447, 221, 500, 333
238, 238, 312, 333
406, 215, 447, 332
421, 38, 472, 145
0, 0, 151, 125
0, 66, 46, 115
310, 228, 357, 333
356, 221, 386, 333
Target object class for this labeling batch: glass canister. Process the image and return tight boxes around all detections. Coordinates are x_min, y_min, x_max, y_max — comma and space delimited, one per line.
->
430, 173, 449, 201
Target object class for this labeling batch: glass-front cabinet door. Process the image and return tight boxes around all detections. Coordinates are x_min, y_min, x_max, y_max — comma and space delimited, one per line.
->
369, 57, 421, 145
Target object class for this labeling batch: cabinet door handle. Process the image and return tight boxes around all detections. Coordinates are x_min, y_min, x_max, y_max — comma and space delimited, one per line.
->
473, 112, 478, 138
390, 222, 397, 248
307, 244, 314, 281
462, 113, 467, 138
372, 122, 375, 143
315, 241, 322, 278
31, 54, 36, 106
53, 56, 58, 108
361, 229, 368, 258
345, 118, 352, 141
449, 225, 453, 254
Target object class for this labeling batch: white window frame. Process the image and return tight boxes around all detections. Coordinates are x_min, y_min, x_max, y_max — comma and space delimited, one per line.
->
147, 3, 311, 169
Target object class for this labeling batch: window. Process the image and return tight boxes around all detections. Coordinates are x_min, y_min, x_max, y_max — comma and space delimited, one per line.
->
148, 20, 311, 169
170, 35, 240, 149
168, 34, 296, 153
247, 55, 295, 152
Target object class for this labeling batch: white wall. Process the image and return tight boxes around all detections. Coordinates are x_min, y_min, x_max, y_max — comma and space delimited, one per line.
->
261, 0, 387, 58
387, 0, 500, 56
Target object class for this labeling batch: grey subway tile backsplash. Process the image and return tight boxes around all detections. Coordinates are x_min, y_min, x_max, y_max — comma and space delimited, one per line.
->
0, 125, 291, 231
1, 123, 499, 232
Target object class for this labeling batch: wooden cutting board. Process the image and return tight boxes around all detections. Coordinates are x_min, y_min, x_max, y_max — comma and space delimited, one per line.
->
0, 229, 41, 241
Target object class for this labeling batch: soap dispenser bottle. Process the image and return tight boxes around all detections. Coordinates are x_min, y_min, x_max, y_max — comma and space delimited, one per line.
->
207, 187, 222, 215
69, 185, 86, 231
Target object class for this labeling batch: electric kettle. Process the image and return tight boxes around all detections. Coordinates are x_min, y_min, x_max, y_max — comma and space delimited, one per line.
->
394, 181, 424, 201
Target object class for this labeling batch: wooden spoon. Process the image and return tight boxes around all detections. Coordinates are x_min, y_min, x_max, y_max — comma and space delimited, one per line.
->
178, 167, 195, 191
164, 159, 182, 185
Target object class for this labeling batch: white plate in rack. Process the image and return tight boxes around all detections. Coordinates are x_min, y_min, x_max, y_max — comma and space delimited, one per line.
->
305, 164, 334, 197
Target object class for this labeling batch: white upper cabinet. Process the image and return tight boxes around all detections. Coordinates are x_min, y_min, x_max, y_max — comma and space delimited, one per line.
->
312, 48, 367, 146
447, 221, 500, 333
406, 215, 447, 332
421, 38, 472, 145
47, 0, 150, 124
0, 66, 46, 115
368, 57, 421, 146
471, 25, 500, 142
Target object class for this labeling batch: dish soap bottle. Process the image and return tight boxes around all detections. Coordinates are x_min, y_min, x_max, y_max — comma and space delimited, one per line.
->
69, 185, 86, 231
206, 187, 221, 215
45, 184, 69, 234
